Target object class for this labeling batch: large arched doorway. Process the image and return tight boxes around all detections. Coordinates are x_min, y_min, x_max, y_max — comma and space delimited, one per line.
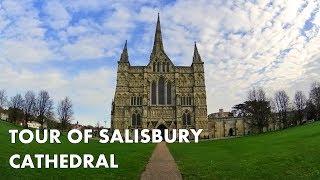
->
157, 124, 167, 139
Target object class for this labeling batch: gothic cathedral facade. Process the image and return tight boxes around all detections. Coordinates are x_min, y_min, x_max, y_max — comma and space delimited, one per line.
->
111, 15, 209, 138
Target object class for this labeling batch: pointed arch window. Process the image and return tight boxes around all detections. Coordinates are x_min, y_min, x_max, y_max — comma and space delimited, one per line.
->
157, 62, 160, 72
182, 111, 191, 126
158, 77, 165, 105
151, 78, 174, 106
151, 81, 157, 105
132, 113, 141, 128
132, 114, 136, 127
136, 114, 141, 126
167, 82, 172, 104
162, 63, 166, 72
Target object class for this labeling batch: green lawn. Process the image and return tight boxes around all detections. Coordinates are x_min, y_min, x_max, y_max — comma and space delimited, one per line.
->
0, 121, 155, 179
169, 122, 320, 179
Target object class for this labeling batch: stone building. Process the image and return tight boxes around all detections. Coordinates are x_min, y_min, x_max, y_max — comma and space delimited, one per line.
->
210, 109, 234, 118
208, 117, 250, 138
208, 109, 249, 138
208, 109, 285, 138
111, 15, 209, 138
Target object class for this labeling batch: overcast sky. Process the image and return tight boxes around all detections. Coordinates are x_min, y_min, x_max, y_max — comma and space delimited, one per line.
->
0, 0, 319, 127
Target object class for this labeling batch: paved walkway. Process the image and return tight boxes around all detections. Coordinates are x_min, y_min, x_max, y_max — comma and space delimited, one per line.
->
141, 142, 182, 180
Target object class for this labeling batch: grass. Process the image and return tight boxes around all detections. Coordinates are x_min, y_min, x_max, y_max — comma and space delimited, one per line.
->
0, 121, 155, 179
169, 122, 320, 179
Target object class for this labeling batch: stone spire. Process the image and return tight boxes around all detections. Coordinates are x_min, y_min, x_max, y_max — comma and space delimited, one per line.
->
152, 13, 164, 54
193, 42, 202, 63
119, 40, 129, 63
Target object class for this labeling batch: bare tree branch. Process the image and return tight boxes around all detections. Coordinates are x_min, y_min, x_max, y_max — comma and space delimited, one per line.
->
8, 94, 24, 123
274, 90, 289, 128
309, 81, 320, 119
294, 91, 306, 125
57, 97, 73, 129
36, 90, 53, 128
23, 91, 36, 127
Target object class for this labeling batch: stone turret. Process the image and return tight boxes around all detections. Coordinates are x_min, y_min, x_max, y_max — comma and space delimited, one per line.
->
192, 42, 205, 86
151, 13, 164, 55
192, 42, 203, 63
191, 42, 208, 137
119, 40, 129, 63
117, 40, 130, 73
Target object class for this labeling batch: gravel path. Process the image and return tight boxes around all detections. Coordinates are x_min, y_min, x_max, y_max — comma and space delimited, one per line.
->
141, 142, 182, 180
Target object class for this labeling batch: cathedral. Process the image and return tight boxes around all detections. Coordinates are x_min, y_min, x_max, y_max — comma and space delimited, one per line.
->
111, 15, 209, 138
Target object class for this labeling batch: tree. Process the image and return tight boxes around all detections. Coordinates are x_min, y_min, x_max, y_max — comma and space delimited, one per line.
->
233, 88, 271, 133
248, 87, 266, 101
22, 91, 36, 128
305, 100, 317, 121
0, 89, 7, 109
274, 90, 290, 128
8, 94, 24, 123
57, 97, 73, 130
293, 91, 306, 125
36, 90, 53, 129
309, 82, 320, 120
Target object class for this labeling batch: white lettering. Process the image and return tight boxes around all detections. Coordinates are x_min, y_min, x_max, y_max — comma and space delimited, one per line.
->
9, 154, 20, 169
9, 130, 18, 143
68, 129, 82, 144
99, 129, 109, 143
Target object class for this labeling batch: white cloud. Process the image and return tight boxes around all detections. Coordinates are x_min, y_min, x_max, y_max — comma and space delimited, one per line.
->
61, 34, 115, 60
43, 0, 71, 30
0, 0, 55, 63
1, 39, 55, 63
